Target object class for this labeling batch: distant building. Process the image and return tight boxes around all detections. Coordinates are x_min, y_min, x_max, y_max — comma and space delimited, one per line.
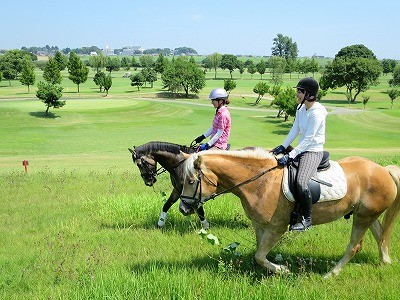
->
103, 45, 114, 56
90, 52, 98, 56
121, 46, 145, 56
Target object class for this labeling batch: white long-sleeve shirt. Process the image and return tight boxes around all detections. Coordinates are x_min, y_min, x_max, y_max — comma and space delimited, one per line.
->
282, 102, 328, 159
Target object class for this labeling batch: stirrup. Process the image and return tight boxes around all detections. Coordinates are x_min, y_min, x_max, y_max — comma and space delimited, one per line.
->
289, 217, 312, 232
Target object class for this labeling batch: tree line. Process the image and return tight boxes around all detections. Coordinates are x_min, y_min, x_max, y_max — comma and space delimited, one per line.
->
1, 34, 400, 116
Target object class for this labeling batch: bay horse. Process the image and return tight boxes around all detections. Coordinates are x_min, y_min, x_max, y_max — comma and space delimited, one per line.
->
129, 141, 210, 229
179, 148, 400, 278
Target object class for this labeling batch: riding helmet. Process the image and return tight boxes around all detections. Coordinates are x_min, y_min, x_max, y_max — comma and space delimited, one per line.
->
295, 77, 319, 99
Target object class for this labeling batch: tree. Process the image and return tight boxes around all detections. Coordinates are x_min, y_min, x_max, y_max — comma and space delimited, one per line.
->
320, 44, 382, 103
161, 56, 205, 97
89, 53, 107, 72
20, 56, 36, 92
253, 82, 270, 105
154, 53, 169, 74
220, 54, 239, 79
139, 55, 154, 68
256, 60, 266, 80
381, 59, 397, 75
104, 74, 112, 96
0, 49, 27, 82
271, 33, 298, 61
271, 86, 297, 120
121, 57, 131, 70
208, 52, 222, 79
141, 67, 158, 88
247, 61, 257, 79
67, 52, 89, 92
43, 57, 62, 84
237, 60, 245, 77
36, 81, 65, 115
389, 65, 400, 86
93, 71, 106, 92
224, 79, 236, 95
362, 95, 370, 109
105, 56, 120, 74
54, 51, 68, 71
130, 73, 145, 91
387, 89, 399, 109
268, 56, 286, 86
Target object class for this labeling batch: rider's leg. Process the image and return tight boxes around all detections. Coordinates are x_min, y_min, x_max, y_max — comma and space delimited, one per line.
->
290, 151, 323, 231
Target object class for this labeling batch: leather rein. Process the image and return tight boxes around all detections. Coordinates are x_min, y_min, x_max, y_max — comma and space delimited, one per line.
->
180, 164, 280, 208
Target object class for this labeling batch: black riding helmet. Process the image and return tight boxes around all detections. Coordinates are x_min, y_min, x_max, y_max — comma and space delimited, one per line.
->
295, 77, 319, 101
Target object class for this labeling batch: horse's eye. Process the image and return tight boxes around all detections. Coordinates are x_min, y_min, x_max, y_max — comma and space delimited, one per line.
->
189, 180, 195, 185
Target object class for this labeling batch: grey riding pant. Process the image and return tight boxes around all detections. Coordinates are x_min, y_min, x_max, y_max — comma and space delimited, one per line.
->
296, 151, 324, 194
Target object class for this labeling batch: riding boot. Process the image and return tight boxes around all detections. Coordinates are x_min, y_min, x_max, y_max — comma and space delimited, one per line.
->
290, 189, 313, 231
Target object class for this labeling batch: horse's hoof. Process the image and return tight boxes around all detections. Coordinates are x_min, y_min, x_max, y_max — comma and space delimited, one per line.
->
276, 265, 290, 274
201, 219, 210, 230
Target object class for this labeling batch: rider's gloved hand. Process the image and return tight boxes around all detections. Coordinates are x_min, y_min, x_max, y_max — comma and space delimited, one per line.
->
194, 135, 206, 143
272, 145, 286, 156
198, 143, 210, 151
277, 154, 292, 166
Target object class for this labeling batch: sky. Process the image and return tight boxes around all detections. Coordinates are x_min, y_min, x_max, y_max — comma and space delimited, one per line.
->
2, 0, 399, 59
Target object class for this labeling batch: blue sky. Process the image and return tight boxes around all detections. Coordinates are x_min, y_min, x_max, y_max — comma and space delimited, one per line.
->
2, 0, 399, 59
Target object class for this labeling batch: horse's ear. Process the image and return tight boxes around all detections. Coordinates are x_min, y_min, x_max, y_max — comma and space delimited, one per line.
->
181, 151, 190, 159
194, 156, 203, 170
128, 147, 137, 159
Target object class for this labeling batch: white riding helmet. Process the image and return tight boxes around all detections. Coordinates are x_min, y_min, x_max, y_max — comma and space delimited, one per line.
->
208, 88, 228, 100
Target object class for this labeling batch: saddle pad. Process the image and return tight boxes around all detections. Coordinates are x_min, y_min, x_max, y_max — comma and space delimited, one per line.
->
282, 160, 347, 203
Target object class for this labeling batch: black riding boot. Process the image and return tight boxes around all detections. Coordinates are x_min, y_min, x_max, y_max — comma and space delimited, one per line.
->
290, 189, 313, 232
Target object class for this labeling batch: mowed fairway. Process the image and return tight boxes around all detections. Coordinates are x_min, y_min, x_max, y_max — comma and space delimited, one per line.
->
0, 97, 400, 299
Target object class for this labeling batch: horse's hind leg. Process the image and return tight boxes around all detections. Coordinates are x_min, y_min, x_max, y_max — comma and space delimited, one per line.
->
324, 218, 371, 278
369, 219, 391, 263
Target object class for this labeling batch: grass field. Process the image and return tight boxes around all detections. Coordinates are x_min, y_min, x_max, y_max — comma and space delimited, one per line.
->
0, 69, 400, 299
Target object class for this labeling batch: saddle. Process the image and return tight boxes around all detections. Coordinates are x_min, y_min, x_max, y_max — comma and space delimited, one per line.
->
282, 151, 349, 226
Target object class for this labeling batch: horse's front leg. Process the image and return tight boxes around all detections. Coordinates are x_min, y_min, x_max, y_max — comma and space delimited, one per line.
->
253, 225, 289, 274
158, 188, 180, 227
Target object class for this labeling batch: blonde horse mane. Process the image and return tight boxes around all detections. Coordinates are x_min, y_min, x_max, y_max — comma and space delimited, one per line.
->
184, 147, 274, 177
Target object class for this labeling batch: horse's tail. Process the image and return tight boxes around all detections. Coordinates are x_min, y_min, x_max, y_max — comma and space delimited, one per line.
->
381, 165, 400, 258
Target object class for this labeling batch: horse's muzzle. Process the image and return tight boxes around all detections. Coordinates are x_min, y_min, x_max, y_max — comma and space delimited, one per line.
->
179, 200, 195, 216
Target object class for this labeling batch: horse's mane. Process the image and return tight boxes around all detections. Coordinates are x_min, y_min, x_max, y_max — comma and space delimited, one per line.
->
135, 141, 195, 156
184, 147, 274, 177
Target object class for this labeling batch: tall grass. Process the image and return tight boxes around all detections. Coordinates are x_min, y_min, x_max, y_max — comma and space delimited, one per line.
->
1, 169, 399, 299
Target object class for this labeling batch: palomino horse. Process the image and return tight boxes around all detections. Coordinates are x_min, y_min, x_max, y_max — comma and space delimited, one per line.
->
179, 148, 400, 278
129, 141, 209, 229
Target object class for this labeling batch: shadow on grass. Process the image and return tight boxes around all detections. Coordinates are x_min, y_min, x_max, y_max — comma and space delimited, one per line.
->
29, 111, 60, 119
128, 246, 379, 281
100, 215, 250, 234
156, 92, 199, 99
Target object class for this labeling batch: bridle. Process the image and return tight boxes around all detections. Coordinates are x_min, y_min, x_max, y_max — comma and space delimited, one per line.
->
180, 165, 280, 209
136, 154, 186, 182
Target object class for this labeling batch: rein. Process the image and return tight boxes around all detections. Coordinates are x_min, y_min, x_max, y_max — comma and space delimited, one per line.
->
206, 165, 279, 201
181, 164, 280, 207
140, 156, 187, 179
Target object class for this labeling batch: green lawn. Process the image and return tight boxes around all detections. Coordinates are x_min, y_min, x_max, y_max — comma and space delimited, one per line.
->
0, 69, 399, 299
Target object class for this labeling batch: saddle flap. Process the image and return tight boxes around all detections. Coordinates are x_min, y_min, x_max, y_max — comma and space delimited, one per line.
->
282, 160, 347, 203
